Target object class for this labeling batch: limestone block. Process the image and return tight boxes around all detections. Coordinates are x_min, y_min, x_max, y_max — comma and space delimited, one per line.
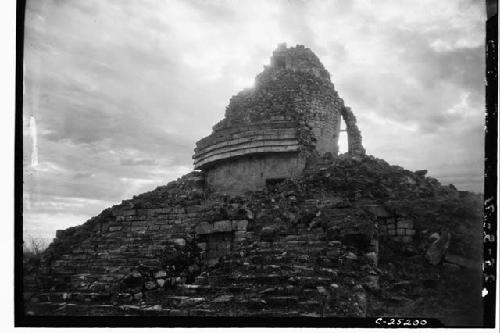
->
132, 220, 148, 227
234, 231, 247, 241
195, 222, 213, 235
154, 270, 167, 279
232, 220, 248, 231
160, 225, 173, 231
405, 176, 417, 185
148, 225, 160, 231
213, 294, 234, 303
146, 209, 160, 216
131, 226, 147, 234
415, 170, 428, 177
213, 220, 232, 232
345, 252, 358, 260
123, 209, 136, 216
397, 219, 414, 229
258, 241, 271, 248
328, 240, 342, 247
364, 252, 378, 267
429, 232, 440, 241
405, 229, 416, 236
173, 238, 186, 247
145, 281, 157, 290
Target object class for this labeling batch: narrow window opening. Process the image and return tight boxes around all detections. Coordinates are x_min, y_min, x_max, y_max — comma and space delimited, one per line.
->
338, 122, 348, 154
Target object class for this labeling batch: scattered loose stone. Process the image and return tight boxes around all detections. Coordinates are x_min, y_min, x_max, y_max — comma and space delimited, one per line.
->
346, 252, 358, 260
144, 281, 157, 290
425, 232, 451, 265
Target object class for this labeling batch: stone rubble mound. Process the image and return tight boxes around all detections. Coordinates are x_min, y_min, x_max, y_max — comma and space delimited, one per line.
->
24, 154, 482, 324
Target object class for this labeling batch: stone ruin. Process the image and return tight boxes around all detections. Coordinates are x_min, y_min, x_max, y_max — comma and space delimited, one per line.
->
22, 45, 483, 324
194, 43, 365, 194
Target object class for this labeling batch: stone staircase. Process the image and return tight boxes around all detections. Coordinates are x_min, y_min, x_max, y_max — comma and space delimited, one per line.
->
25, 226, 371, 317
25, 196, 377, 317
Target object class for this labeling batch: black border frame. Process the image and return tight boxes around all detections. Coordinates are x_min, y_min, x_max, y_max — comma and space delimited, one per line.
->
14, 0, 498, 328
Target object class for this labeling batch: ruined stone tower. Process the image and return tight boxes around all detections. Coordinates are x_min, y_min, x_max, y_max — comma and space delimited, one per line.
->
25, 44, 483, 322
193, 44, 364, 194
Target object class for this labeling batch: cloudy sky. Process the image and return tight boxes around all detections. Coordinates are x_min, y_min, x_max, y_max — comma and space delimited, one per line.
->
23, 0, 486, 240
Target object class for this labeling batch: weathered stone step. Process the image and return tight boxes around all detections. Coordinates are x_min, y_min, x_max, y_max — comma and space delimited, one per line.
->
287, 276, 333, 287
25, 301, 123, 316
262, 295, 299, 307
29, 291, 112, 303
161, 295, 207, 307
297, 300, 323, 312
232, 266, 337, 280
227, 273, 291, 285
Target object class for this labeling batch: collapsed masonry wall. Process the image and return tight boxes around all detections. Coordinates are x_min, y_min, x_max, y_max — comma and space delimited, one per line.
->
267, 43, 332, 81
340, 106, 365, 156
193, 45, 367, 194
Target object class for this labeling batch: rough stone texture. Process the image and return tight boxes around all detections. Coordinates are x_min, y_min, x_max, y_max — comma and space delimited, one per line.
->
193, 44, 364, 194
26, 164, 381, 317
378, 218, 416, 243
205, 153, 306, 195
340, 106, 365, 156
24, 154, 483, 324
23, 44, 483, 325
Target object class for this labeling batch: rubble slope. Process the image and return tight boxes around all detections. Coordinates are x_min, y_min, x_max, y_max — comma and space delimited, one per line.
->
24, 154, 483, 325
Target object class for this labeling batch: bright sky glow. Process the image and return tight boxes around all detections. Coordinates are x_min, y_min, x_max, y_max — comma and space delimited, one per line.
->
23, 0, 486, 240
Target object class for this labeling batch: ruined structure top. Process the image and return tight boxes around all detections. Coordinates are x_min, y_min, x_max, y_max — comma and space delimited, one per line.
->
193, 44, 365, 194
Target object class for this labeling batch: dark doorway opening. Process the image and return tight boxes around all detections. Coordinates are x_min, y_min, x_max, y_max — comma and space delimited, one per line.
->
266, 177, 286, 188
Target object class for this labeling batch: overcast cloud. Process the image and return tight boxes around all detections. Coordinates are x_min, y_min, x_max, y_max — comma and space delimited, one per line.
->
23, 0, 486, 240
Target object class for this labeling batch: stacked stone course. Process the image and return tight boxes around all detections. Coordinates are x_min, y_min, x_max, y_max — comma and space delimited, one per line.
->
28, 165, 383, 316
193, 44, 365, 194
